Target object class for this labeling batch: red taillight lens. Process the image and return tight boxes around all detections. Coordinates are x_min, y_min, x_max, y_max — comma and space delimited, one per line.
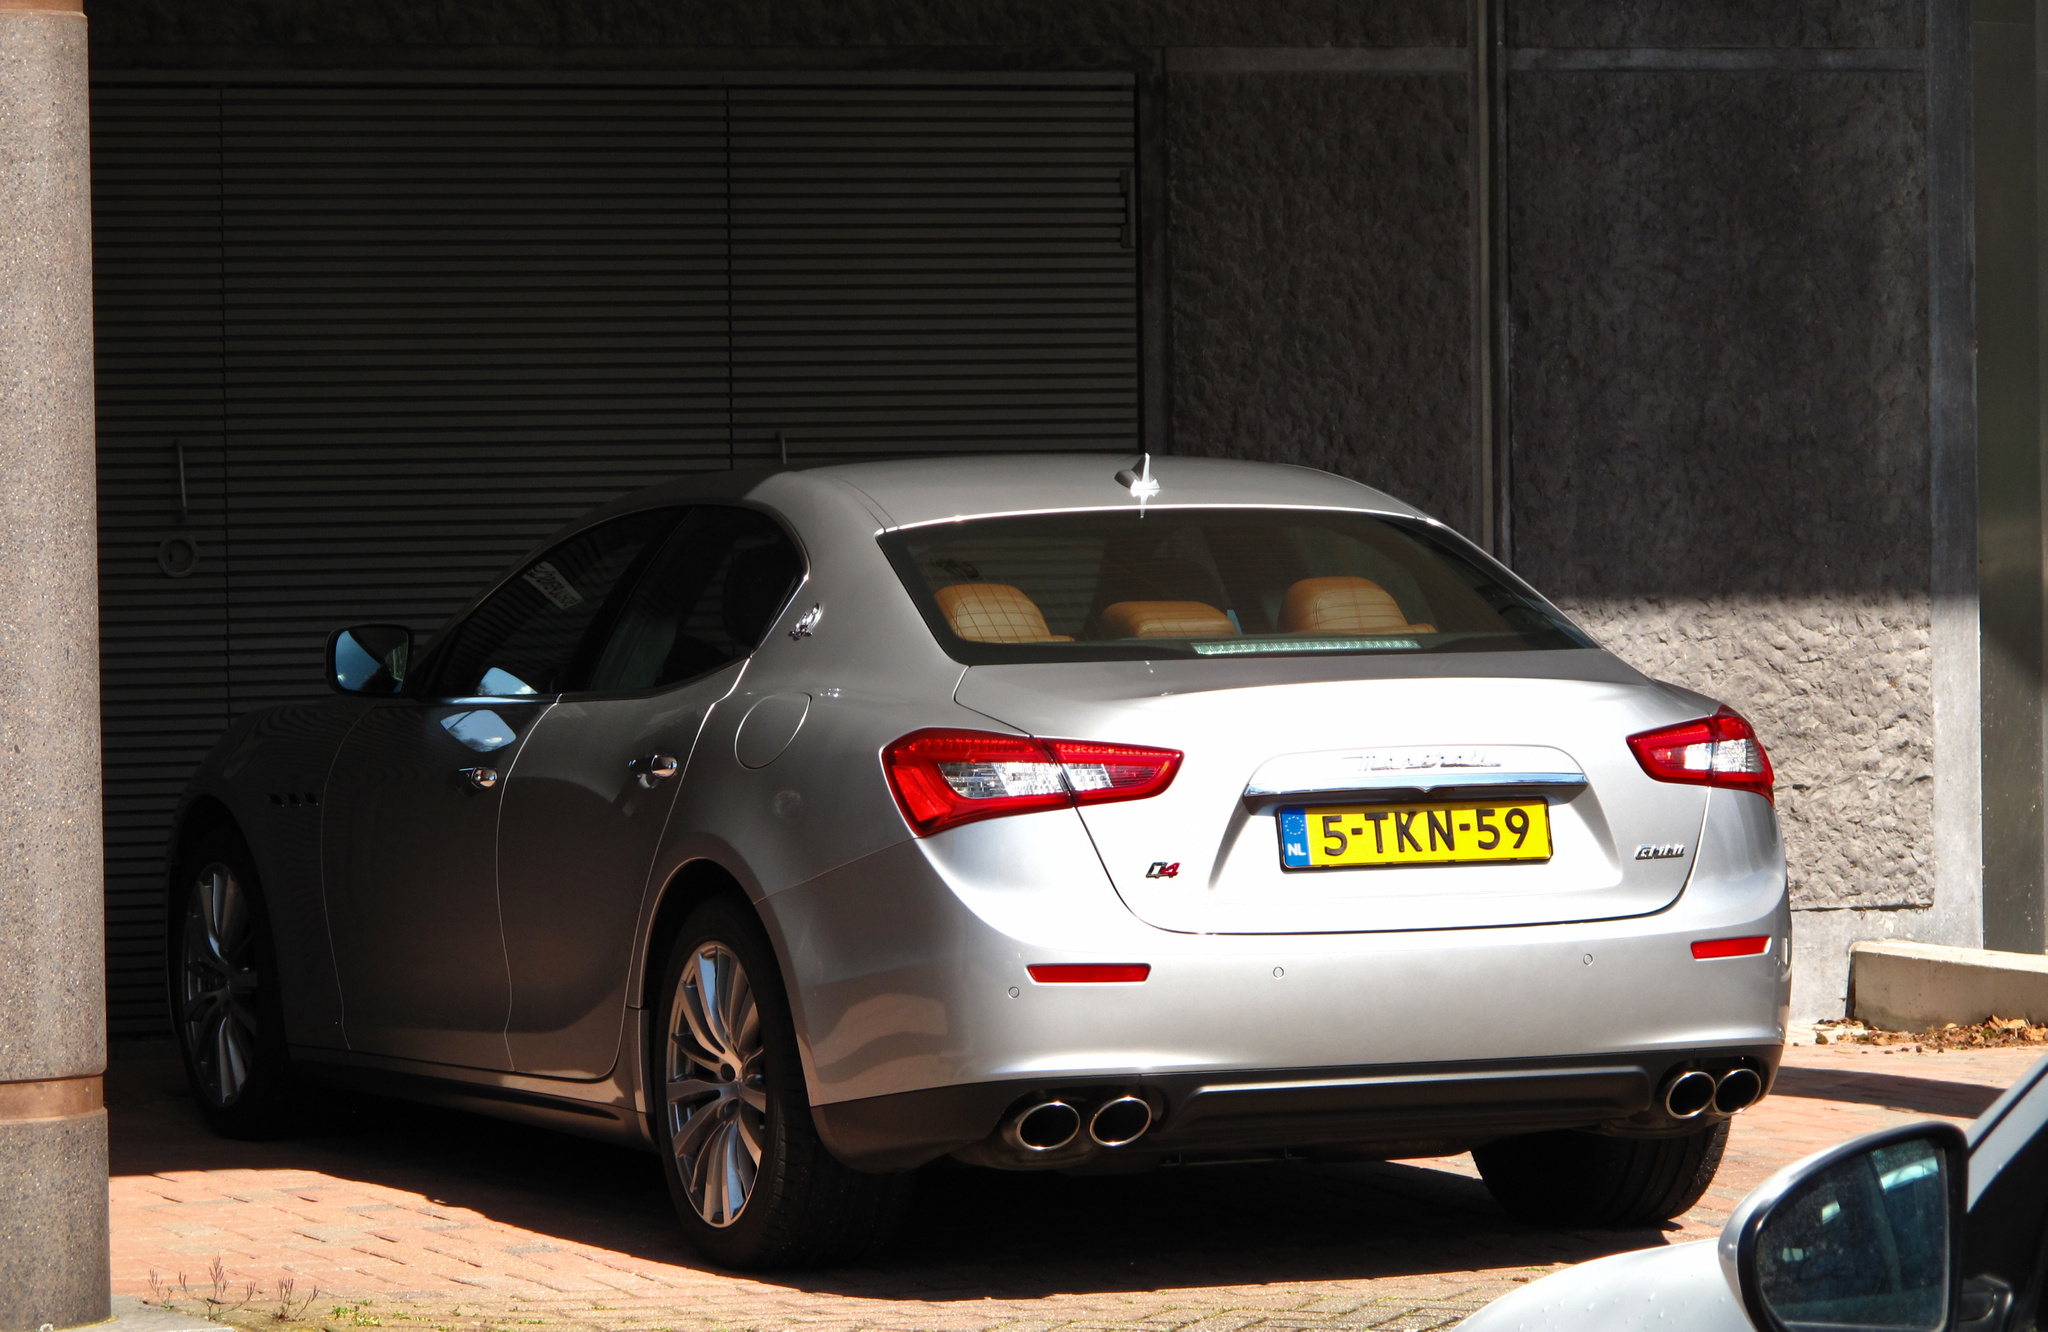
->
1627, 706, 1775, 804
884, 730, 1070, 835
1692, 935, 1772, 960
882, 729, 1182, 837
1027, 963, 1151, 983
1044, 739, 1182, 807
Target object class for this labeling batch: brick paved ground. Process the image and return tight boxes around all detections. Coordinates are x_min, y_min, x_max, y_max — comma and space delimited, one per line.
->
112, 1043, 2045, 1332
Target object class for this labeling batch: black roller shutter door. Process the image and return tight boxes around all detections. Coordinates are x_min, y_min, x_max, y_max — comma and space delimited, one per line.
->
730, 84, 1138, 461
92, 86, 231, 1037
220, 84, 732, 714
92, 75, 1140, 1036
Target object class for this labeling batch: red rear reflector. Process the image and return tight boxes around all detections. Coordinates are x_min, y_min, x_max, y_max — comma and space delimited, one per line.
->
1027, 963, 1152, 984
1692, 936, 1771, 960
883, 729, 1182, 837
1627, 706, 1775, 804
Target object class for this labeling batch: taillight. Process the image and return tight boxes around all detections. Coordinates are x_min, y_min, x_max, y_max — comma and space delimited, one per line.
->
883, 731, 1069, 835
1044, 739, 1183, 804
1627, 706, 1774, 803
883, 729, 1182, 837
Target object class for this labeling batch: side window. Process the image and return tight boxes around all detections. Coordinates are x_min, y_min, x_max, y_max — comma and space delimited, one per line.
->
431, 509, 681, 698
586, 506, 804, 692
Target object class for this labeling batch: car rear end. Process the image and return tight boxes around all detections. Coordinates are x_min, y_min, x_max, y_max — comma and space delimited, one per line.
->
788, 459, 1788, 1183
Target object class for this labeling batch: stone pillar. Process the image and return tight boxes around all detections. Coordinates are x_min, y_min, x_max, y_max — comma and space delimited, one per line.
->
0, 0, 109, 1327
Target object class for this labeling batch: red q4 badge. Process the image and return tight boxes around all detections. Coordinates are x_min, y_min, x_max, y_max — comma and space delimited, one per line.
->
1145, 861, 1180, 879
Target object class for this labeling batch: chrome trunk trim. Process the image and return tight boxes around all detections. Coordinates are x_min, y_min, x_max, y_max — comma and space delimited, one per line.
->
1243, 744, 1588, 801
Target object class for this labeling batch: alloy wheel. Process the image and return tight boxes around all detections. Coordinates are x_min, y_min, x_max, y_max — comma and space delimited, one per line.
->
180, 862, 261, 1106
667, 941, 768, 1227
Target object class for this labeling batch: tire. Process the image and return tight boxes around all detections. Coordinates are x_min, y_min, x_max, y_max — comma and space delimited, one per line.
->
652, 897, 913, 1270
169, 828, 298, 1139
1474, 1119, 1730, 1228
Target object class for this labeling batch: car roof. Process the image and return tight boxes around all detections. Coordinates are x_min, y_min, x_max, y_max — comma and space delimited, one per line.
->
563, 453, 1430, 553
796, 453, 1423, 528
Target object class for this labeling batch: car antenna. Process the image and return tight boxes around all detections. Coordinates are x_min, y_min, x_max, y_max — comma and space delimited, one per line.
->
778, 430, 788, 468
1114, 452, 1160, 515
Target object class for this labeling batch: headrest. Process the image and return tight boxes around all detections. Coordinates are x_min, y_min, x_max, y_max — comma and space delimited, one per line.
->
935, 583, 1073, 643
1098, 601, 1236, 640
1280, 576, 1433, 635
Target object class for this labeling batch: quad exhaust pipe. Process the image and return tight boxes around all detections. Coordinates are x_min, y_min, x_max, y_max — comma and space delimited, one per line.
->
1661, 1067, 1765, 1120
1003, 1100, 1082, 1153
999, 1094, 1156, 1155
1663, 1069, 1717, 1119
1714, 1067, 1764, 1114
1088, 1095, 1153, 1147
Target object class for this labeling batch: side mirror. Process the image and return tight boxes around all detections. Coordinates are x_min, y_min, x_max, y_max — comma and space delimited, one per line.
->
327, 624, 412, 695
1722, 1121, 1968, 1332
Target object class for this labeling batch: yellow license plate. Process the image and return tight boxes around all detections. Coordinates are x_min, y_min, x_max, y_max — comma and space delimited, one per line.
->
1278, 800, 1552, 868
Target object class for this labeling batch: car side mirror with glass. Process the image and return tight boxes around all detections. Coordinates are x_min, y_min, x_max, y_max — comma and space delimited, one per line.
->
327, 624, 413, 695
1722, 1121, 1969, 1332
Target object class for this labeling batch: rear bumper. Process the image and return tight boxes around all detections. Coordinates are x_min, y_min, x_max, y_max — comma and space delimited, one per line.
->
763, 807, 1791, 1168
813, 1044, 1784, 1170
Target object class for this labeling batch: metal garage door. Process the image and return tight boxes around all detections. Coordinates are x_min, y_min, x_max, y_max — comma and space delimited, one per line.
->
92, 76, 1139, 1036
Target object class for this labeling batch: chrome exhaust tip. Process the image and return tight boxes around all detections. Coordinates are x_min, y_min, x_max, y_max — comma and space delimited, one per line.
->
1663, 1069, 1717, 1119
1088, 1096, 1153, 1147
1714, 1067, 1764, 1114
1003, 1100, 1082, 1153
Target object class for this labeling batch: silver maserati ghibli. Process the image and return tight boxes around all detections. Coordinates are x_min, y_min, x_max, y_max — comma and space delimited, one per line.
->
169, 454, 1790, 1268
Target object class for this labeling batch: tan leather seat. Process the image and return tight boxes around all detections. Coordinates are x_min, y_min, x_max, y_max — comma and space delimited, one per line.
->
935, 583, 1073, 643
1280, 576, 1435, 635
1099, 600, 1236, 640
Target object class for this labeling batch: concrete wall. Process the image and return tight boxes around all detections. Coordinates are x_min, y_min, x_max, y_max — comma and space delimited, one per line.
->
83, 0, 1981, 1024
1501, 4, 1977, 1017
1168, 69, 1479, 531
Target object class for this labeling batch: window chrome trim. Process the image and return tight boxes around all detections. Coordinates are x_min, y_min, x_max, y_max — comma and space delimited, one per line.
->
877, 501, 1412, 535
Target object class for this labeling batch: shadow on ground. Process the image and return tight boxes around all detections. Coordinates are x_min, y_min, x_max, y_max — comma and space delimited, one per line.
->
1768, 1065, 2003, 1118
111, 1056, 1670, 1300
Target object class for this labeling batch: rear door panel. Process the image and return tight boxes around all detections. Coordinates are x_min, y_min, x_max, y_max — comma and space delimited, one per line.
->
496, 684, 722, 1079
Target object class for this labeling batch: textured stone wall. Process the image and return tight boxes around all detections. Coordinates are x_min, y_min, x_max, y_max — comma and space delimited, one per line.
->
1167, 71, 1477, 531
1507, 63, 1933, 911
1561, 596, 1933, 909
1508, 0, 1922, 49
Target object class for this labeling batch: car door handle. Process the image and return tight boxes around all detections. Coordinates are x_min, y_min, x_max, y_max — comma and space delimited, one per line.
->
458, 766, 500, 790
629, 754, 680, 787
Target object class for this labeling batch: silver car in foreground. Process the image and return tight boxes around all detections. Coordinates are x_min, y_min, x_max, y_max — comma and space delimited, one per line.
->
1459, 1052, 2048, 1332
170, 454, 1790, 1268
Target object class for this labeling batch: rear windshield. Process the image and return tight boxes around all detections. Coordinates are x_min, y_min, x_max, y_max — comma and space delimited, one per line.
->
881, 507, 1592, 663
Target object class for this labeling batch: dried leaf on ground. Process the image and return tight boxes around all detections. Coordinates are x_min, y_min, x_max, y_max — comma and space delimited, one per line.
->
1814, 1017, 2048, 1050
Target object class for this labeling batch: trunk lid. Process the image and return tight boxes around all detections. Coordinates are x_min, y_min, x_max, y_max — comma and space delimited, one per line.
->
955, 651, 1713, 935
